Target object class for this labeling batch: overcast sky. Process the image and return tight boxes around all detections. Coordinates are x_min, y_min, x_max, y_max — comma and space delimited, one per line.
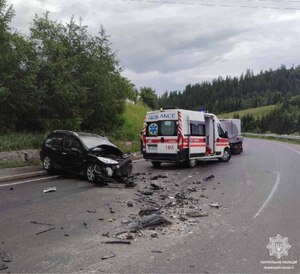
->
8, 0, 300, 94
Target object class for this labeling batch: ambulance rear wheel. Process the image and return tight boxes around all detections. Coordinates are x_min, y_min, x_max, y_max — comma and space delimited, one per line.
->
187, 159, 197, 168
151, 161, 161, 168
219, 148, 231, 162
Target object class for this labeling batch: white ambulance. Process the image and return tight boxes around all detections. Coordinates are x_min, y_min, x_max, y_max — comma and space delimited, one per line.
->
141, 109, 231, 167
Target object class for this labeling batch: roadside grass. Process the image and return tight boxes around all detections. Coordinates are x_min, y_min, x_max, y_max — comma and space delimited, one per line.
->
114, 102, 149, 142
0, 159, 41, 170
0, 132, 47, 152
219, 105, 277, 119
244, 133, 300, 146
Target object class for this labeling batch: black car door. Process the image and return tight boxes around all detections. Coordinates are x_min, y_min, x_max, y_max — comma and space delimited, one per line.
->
44, 134, 64, 169
62, 136, 86, 170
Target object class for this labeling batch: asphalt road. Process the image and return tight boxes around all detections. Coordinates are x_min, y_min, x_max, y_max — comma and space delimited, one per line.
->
0, 138, 299, 273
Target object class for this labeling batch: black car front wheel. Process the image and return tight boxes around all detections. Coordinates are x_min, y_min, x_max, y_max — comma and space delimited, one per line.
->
86, 163, 96, 183
43, 155, 53, 173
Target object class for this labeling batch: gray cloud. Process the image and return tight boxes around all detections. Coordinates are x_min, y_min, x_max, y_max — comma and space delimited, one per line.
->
8, 0, 300, 93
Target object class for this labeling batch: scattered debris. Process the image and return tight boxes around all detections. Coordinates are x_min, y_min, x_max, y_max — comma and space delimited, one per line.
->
140, 190, 154, 196
203, 175, 215, 181
151, 250, 163, 253
130, 214, 172, 232
35, 227, 56, 235
87, 209, 97, 213
30, 221, 55, 227
126, 234, 134, 240
200, 194, 206, 198
43, 187, 56, 193
151, 232, 158, 238
139, 207, 161, 216
186, 211, 204, 218
9, 187, 13, 191
109, 208, 115, 214
150, 183, 162, 190
104, 240, 131, 245
64, 234, 70, 237
101, 252, 116, 260
150, 174, 168, 180
127, 201, 134, 207
83, 222, 88, 229
0, 252, 12, 263
209, 202, 221, 208
0, 264, 8, 271
102, 232, 110, 237
187, 187, 197, 192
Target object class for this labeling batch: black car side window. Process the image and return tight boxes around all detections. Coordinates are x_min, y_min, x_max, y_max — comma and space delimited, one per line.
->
64, 136, 83, 152
46, 134, 63, 149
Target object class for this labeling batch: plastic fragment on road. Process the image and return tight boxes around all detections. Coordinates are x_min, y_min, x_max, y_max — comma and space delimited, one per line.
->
30, 221, 55, 227
186, 211, 209, 218
103, 240, 131, 245
43, 187, 56, 193
87, 209, 97, 213
101, 252, 116, 260
35, 227, 56, 235
209, 202, 221, 208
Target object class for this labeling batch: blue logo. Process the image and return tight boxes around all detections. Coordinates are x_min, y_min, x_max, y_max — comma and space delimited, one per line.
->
148, 123, 158, 135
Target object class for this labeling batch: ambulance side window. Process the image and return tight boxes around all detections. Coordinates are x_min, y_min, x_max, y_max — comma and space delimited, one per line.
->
190, 123, 205, 136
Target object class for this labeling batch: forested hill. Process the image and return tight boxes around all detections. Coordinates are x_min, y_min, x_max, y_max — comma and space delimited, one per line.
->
158, 66, 300, 114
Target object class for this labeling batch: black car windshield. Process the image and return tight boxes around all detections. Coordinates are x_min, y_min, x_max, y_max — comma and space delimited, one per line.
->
79, 136, 116, 149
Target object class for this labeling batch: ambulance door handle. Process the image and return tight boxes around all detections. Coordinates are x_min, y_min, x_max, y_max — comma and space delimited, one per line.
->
161, 137, 165, 143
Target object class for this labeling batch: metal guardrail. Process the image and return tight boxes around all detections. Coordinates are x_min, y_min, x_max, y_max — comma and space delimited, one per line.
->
244, 132, 300, 141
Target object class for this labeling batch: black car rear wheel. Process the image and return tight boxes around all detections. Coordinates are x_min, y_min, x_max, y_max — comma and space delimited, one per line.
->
86, 163, 96, 183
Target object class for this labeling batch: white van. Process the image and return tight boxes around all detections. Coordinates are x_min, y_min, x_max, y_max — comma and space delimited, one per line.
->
220, 119, 243, 154
141, 109, 231, 167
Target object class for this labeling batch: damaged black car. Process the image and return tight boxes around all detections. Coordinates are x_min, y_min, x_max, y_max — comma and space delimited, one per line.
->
40, 130, 132, 184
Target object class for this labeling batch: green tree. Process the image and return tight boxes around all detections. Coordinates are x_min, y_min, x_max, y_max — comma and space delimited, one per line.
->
139, 87, 158, 109
0, 0, 39, 132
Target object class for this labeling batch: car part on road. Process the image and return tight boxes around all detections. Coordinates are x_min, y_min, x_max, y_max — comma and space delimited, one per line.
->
129, 214, 172, 232
103, 240, 131, 245
35, 227, 56, 235
101, 252, 116, 260
209, 202, 221, 208
0, 252, 12, 263
186, 211, 208, 218
43, 187, 56, 193
30, 221, 55, 226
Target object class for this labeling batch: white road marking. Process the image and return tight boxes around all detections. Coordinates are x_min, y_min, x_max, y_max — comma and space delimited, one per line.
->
274, 142, 300, 156
253, 171, 280, 219
0, 175, 61, 187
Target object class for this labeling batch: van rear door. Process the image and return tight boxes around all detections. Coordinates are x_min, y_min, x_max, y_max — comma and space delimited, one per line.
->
146, 120, 178, 155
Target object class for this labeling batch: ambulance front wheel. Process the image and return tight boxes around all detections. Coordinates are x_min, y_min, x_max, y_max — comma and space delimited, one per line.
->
151, 161, 161, 168
219, 148, 231, 162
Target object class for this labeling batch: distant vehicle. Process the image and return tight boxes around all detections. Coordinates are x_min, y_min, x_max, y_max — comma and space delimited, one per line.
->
141, 109, 231, 168
40, 130, 132, 183
220, 119, 243, 154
